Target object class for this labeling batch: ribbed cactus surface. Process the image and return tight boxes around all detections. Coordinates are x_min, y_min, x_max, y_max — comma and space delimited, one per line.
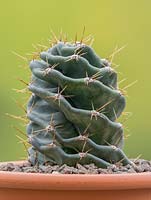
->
27, 41, 131, 168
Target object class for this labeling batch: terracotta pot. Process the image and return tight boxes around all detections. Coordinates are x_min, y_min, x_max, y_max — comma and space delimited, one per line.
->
0, 161, 151, 200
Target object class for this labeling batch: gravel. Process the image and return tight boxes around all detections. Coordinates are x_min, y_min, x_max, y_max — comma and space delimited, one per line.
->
0, 159, 151, 174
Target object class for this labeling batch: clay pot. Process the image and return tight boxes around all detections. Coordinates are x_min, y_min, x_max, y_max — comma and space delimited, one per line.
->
0, 161, 151, 200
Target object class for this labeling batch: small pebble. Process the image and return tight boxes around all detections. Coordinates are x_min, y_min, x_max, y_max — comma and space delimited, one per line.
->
52, 171, 60, 174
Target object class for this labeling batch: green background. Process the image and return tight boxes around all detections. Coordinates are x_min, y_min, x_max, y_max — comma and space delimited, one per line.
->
0, 0, 150, 161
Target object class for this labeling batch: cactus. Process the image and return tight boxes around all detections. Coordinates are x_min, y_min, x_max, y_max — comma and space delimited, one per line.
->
27, 39, 132, 168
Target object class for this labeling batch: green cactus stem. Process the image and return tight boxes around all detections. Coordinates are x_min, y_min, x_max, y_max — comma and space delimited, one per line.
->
27, 41, 131, 168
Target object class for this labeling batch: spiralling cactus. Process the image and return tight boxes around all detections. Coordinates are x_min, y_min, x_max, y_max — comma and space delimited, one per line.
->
27, 39, 132, 168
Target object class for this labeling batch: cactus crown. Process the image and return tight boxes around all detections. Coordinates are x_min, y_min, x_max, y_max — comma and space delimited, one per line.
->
27, 37, 131, 168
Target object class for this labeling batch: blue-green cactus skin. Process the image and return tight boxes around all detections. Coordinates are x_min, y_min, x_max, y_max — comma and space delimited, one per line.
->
27, 42, 131, 168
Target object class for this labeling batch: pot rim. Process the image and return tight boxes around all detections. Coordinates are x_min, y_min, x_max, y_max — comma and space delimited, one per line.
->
0, 160, 151, 191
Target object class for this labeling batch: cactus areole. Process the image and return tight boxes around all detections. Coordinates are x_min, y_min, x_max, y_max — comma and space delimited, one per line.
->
27, 41, 132, 168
